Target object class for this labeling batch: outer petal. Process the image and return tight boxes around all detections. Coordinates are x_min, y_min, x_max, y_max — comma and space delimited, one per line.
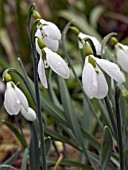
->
14, 85, 29, 112
95, 58, 125, 83
38, 56, 48, 88
40, 19, 61, 40
44, 47, 70, 79
115, 43, 128, 72
94, 66, 108, 99
43, 36, 59, 52
4, 82, 20, 115
82, 57, 98, 99
78, 32, 101, 55
20, 106, 36, 121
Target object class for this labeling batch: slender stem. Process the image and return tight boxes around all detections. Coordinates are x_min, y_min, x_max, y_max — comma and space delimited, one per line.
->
62, 25, 103, 129
31, 44, 47, 170
15, 116, 28, 148
115, 87, 125, 170
104, 96, 117, 140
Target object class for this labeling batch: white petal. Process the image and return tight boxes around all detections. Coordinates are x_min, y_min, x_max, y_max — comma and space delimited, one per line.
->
14, 85, 29, 112
96, 58, 125, 83
38, 56, 48, 88
35, 29, 42, 56
20, 106, 36, 121
40, 19, 61, 40
94, 66, 108, 99
44, 47, 70, 79
115, 43, 128, 72
82, 57, 98, 99
43, 36, 59, 52
78, 32, 101, 55
4, 82, 20, 115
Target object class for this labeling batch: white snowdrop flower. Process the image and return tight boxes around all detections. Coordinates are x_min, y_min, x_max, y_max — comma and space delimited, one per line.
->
82, 55, 125, 99
115, 43, 128, 73
78, 32, 101, 55
20, 106, 36, 121
38, 47, 70, 88
35, 19, 61, 52
4, 82, 29, 115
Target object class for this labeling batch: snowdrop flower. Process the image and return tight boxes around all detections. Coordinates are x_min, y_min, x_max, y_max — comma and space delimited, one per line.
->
4, 81, 36, 121
35, 19, 61, 52
78, 32, 101, 55
82, 55, 125, 99
115, 43, 128, 73
38, 47, 70, 88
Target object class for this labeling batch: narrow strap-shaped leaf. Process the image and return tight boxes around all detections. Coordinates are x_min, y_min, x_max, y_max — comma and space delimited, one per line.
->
58, 77, 86, 152
100, 126, 113, 170
21, 148, 29, 170
2, 149, 20, 166
44, 126, 82, 151
0, 165, 17, 170
2, 120, 27, 148
47, 158, 92, 169
28, 121, 40, 170
45, 136, 51, 156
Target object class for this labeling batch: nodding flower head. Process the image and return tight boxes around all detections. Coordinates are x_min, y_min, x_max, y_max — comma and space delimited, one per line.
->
35, 19, 61, 52
37, 47, 70, 88
4, 81, 36, 121
115, 42, 128, 73
78, 32, 101, 56
82, 55, 125, 99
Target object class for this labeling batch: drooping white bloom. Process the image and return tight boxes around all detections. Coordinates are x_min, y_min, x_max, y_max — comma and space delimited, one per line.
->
115, 43, 128, 72
4, 82, 36, 121
38, 47, 70, 88
82, 55, 125, 99
35, 19, 61, 52
78, 32, 101, 55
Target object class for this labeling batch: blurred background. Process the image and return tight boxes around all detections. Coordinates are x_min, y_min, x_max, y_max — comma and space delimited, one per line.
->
0, 0, 128, 168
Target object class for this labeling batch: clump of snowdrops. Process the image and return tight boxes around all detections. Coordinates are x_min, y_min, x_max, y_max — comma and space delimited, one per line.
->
1, 3, 128, 170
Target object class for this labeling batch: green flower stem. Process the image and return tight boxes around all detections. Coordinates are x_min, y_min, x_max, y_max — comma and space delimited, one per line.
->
62, 21, 103, 129
115, 87, 125, 170
104, 96, 117, 140
15, 116, 28, 148
31, 43, 47, 170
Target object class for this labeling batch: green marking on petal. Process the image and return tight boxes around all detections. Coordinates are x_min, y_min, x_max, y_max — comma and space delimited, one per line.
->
88, 56, 96, 68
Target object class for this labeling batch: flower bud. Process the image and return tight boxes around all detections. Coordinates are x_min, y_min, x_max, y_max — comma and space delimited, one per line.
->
4, 73, 12, 82
70, 26, 80, 35
83, 42, 93, 56
37, 38, 46, 49
33, 10, 41, 19
111, 37, 118, 45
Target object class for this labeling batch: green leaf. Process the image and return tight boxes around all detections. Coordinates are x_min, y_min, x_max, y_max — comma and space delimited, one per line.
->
90, 6, 105, 29
28, 121, 40, 170
58, 77, 86, 152
58, 10, 101, 40
0, 165, 17, 170
44, 126, 82, 151
21, 148, 29, 170
47, 158, 93, 169
2, 149, 20, 166
45, 136, 51, 156
100, 126, 113, 170
2, 120, 27, 148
